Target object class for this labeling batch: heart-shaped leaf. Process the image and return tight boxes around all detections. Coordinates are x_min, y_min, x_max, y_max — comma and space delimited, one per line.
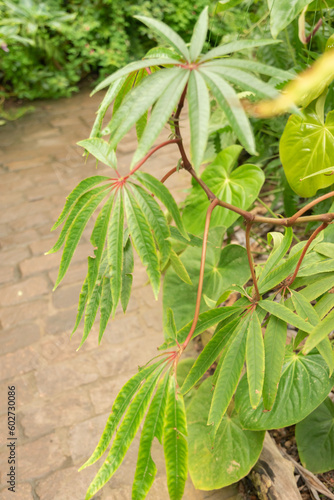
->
182, 146, 264, 235
187, 378, 265, 490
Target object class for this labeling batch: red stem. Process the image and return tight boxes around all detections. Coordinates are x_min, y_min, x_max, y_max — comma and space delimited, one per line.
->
246, 223, 260, 301
160, 166, 178, 184
181, 199, 219, 351
306, 18, 323, 44
125, 139, 180, 178
288, 191, 334, 224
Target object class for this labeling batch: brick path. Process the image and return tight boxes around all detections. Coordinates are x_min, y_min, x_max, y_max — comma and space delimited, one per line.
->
0, 89, 240, 500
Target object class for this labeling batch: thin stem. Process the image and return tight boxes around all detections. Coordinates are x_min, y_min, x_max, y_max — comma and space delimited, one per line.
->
126, 139, 180, 178
173, 85, 192, 171
181, 198, 219, 351
246, 223, 260, 301
287, 222, 328, 287
288, 191, 334, 223
160, 166, 178, 184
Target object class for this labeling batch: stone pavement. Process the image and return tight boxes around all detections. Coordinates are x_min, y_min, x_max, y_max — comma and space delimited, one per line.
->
0, 88, 240, 500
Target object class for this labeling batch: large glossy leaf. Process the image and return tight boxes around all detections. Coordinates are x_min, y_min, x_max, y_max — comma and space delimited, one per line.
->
267, 0, 314, 38
131, 68, 189, 166
163, 243, 250, 331
187, 378, 265, 490
208, 314, 251, 437
303, 308, 334, 353
235, 350, 334, 430
124, 189, 160, 299
295, 397, 334, 474
201, 39, 279, 62
132, 373, 169, 500
187, 69, 210, 171
78, 138, 117, 169
189, 7, 208, 61
246, 311, 264, 409
280, 109, 334, 197
181, 317, 240, 395
134, 172, 188, 239
85, 365, 164, 500
263, 315, 287, 411
81, 360, 163, 470
182, 146, 264, 235
163, 375, 188, 500
107, 191, 124, 314
134, 15, 190, 61
200, 68, 256, 155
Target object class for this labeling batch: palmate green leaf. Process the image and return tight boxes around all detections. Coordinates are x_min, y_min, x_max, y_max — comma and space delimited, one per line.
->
105, 69, 180, 149
90, 78, 126, 138
88, 196, 113, 297
181, 317, 240, 395
236, 351, 334, 430
258, 300, 313, 333
85, 365, 164, 500
134, 172, 188, 239
263, 316, 287, 411
163, 374, 188, 500
54, 189, 110, 289
267, 0, 314, 39
208, 314, 251, 438
71, 277, 88, 338
216, 58, 293, 81
169, 250, 192, 285
107, 191, 124, 315
200, 68, 256, 155
78, 275, 102, 349
187, 70, 210, 172
121, 234, 134, 313
258, 227, 293, 287
92, 57, 181, 94
200, 39, 279, 62
99, 276, 113, 344
303, 308, 334, 354
134, 15, 190, 61
258, 250, 303, 294
81, 360, 163, 471
295, 397, 334, 474
78, 138, 117, 169
124, 189, 160, 299
294, 272, 334, 302
131, 68, 189, 167
130, 183, 171, 269
132, 373, 169, 500
202, 63, 278, 99
113, 70, 146, 116
189, 6, 208, 61
187, 377, 265, 490
169, 226, 206, 249
165, 308, 177, 341
246, 311, 264, 409
51, 176, 109, 231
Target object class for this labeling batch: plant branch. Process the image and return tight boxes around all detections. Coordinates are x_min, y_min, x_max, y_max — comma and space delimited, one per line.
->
126, 139, 180, 178
246, 223, 261, 301
288, 190, 334, 224
160, 166, 178, 184
173, 84, 192, 171
181, 198, 219, 352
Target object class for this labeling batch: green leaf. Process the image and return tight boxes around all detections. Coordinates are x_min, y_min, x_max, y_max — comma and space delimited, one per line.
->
164, 308, 177, 341
121, 235, 134, 313
131, 68, 189, 166
181, 317, 240, 395
169, 249, 192, 285
259, 228, 293, 288
315, 292, 334, 319
259, 250, 302, 294
208, 314, 250, 437
295, 397, 334, 474
201, 39, 279, 62
54, 189, 110, 289
216, 58, 293, 81
189, 7, 208, 61
51, 176, 109, 231
90, 78, 126, 138
182, 146, 264, 235
107, 191, 124, 315
92, 57, 181, 94
258, 299, 314, 333
134, 172, 188, 239
163, 374, 188, 500
71, 278, 88, 337
130, 183, 171, 269
263, 316, 287, 410
85, 365, 164, 500
303, 308, 334, 354
124, 189, 160, 299
134, 15, 190, 61
187, 70, 210, 171
246, 311, 264, 409
297, 258, 334, 277
99, 277, 113, 344
169, 226, 206, 249
315, 242, 334, 258
187, 378, 265, 490
200, 69, 256, 155
295, 273, 334, 302
202, 63, 278, 99
132, 373, 169, 500
236, 351, 334, 430
280, 109, 334, 197
217, 0, 244, 12
78, 138, 117, 169
268, 0, 314, 38
163, 244, 250, 331
113, 70, 146, 115
79, 277, 102, 348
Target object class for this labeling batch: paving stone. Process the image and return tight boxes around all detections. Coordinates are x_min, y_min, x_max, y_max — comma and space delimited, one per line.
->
0, 266, 15, 285
20, 252, 61, 277
1, 229, 39, 249
0, 346, 40, 381
10, 211, 52, 232
44, 308, 77, 337
0, 323, 40, 355
52, 283, 83, 310
68, 412, 108, 464
48, 261, 87, 286
0, 246, 30, 266
0, 482, 33, 499
0, 298, 49, 329
6, 156, 49, 171
89, 374, 130, 414
0, 276, 49, 306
